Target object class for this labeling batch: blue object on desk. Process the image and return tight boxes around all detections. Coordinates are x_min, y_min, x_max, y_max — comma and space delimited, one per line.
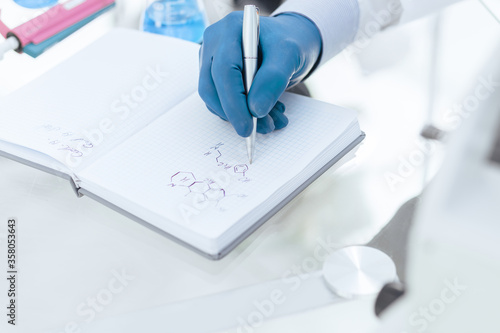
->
13, 0, 58, 9
142, 0, 207, 43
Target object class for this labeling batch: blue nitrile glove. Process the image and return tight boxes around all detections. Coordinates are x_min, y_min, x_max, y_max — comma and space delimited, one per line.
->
198, 12, 322, 137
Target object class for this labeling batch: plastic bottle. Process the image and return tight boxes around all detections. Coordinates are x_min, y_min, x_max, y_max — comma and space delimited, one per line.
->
13, 0, 58, 9
141, 0, 207, 43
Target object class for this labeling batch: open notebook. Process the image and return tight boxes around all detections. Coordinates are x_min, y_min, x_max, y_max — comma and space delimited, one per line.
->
0, 29, 364, 259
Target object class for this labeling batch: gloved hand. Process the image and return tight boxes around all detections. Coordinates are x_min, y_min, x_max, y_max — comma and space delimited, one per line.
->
198, 12, 322, 137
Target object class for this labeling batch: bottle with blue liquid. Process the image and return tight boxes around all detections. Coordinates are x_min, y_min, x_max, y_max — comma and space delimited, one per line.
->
13, 0, 58, 9
142, 0, 207, 44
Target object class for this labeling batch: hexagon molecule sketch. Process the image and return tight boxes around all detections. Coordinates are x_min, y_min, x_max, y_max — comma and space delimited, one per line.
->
169, 172, 196, 187
205, 188, 226, 202
233, 164, 249, 176
189, 181, 211, 194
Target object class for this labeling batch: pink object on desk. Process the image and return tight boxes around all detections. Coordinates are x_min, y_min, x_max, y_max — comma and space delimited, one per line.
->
0, 11, 9, 37
1, 0, 115, 47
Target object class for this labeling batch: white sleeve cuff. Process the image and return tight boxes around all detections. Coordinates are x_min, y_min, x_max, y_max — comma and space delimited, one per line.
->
272, 0, 360, 67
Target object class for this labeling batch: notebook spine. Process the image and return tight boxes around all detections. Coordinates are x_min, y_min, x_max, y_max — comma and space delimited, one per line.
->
70, 174, 83, 198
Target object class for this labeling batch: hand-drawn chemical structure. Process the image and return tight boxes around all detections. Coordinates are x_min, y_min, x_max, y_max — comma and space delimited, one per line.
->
233, 164, 249, 178
168, 172, 227, 205
37, 124, 94, 158
203, 142, 225, 156
203, 143, 251, 183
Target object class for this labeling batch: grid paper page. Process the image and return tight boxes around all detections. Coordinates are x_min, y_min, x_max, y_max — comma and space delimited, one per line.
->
0, 29, 200, 171
78, 92, 359, 249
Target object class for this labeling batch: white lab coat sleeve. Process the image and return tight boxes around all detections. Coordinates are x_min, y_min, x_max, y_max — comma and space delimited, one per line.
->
356, 0, 403, 38
272, 0, 464, 67
272, 0, 360, 67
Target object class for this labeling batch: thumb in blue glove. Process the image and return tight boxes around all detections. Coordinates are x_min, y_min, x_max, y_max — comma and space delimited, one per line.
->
198, 11, 322, 137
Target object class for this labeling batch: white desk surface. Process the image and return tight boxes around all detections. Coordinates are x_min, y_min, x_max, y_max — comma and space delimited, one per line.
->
0, 1, 498, 332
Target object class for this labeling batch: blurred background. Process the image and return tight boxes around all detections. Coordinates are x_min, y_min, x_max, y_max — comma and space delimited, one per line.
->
0, 0, 499, 332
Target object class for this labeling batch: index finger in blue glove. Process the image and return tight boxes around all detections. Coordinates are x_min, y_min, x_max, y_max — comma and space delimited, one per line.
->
206, 103, 228, 121
211, 46, 253, 138
198, 40, 228, 122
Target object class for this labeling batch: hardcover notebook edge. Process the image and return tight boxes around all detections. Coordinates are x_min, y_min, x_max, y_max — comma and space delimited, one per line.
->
0, 149, 82, 197
77, 132, 365, 260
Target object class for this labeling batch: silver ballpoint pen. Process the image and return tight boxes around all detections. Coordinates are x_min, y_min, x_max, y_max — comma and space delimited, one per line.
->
242, 5, 259, 164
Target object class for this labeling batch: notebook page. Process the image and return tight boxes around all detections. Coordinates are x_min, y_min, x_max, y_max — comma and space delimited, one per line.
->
78, 92, 359, 250
0, 29, 199, 171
